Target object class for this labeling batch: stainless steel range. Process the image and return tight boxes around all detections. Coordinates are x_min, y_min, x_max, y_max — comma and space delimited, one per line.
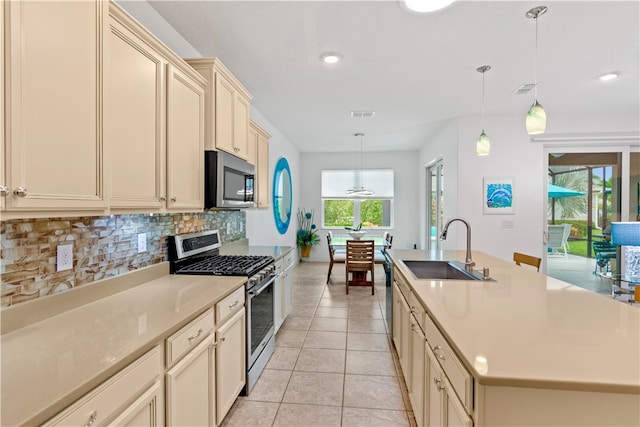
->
168, 229, 275, 394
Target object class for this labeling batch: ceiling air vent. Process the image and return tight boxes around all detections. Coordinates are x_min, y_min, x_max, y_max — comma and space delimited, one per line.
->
512, 83, 537, 95
350, 111, 376, 118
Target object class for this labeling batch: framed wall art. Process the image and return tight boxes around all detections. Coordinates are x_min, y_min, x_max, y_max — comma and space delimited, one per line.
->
483, 177, 514, 215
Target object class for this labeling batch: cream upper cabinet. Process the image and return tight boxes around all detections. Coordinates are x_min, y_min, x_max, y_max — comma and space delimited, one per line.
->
0, 0, 6, 211
107, 7, 165, 209
252, 121, 271, 209
247, 125, 258, 165
4, 0, 107, 211
185, 58, 252, 160
216, 308, 245, 426
166, 64, 205, 210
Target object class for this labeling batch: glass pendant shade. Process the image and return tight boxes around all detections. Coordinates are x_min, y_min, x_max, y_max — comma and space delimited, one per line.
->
476, 131, 490, 156
526, 99, 546, 134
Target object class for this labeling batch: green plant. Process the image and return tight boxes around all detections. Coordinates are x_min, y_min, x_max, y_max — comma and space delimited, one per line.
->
297, 208, 320, 247
345, 222, 362, 231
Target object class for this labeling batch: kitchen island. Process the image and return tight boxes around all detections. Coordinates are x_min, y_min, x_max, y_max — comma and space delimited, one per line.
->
387, 248, 640, 426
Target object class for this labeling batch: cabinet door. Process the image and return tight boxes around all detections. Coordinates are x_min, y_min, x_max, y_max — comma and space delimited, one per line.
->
247, 124, 258, 165
427, 346, 444, 427
392, 283, 402, 354
0, 0, 5, 210
107, 14, 165, 209
409, 320, 425, 427
166, 64, 205, 210
216, 308, 246, 426
256, 133, 270, 208
166, 336, 214, 427
283, 266, 293, 318
5, 0, 106, 210
399, 292, 412, 384
443, 379, 473, 427
274, 273, 284, 332
214, 73, 236, 155
233, 94, 250, 159
108, 380, 163, 427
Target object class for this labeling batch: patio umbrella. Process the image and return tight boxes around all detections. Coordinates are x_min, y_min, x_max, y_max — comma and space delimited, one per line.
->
548, 183, 586, 198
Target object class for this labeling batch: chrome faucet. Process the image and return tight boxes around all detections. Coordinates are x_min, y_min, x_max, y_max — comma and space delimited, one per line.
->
440, 218, 475, 272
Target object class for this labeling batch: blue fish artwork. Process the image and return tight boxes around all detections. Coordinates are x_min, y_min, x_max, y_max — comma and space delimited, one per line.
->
486, 183, 513, 209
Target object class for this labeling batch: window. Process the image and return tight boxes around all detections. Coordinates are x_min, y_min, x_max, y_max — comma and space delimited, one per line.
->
321, 169, 394, 228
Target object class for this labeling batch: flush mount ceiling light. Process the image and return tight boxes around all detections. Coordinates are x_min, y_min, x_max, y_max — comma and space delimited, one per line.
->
476, 65, 491, 157
321, 52, 342, 64
598, 72, 620, 81
401, 0, 455, 13
525, 5, 548, 135
347, 133, 374, 197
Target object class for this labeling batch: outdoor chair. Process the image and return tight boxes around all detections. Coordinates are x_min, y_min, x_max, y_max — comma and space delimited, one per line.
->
547, 224, 571, 257
326, 233, 346, 283
592, 240, 617, 275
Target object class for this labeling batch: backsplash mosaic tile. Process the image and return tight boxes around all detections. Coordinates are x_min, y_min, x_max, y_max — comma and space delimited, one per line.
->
0, 211, 245, 308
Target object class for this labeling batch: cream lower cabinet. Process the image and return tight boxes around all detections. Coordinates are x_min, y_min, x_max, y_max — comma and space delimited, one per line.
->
166, 335, 216, 427
4, 0, 107, 212
410, 317, 426, 427
215, 308, 246, 426
44, 346, 163, 427
426, 344, 472, 427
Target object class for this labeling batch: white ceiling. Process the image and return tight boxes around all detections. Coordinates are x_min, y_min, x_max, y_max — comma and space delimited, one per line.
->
146, 0, 640, 153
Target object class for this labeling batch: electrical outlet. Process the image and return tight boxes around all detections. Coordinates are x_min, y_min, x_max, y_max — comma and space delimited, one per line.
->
137, 233, 147, 253
138, 314, 147, 335
226, 223, 231, 234
56, 243, 73, 272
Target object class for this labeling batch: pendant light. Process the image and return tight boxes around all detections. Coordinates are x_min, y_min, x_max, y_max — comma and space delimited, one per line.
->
525, 6, 548, 135
476, 65, 491, 156
347, 133, 374, 197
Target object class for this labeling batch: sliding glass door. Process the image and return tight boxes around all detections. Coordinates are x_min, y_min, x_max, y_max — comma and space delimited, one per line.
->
427, 160, 444, 250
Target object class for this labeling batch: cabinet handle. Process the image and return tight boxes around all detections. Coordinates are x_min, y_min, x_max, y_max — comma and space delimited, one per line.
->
85, 410, 98, 427
13, 186, 28, 197
187, 328, 203, 342
171, 197, 177, 202
229, 301, 239, 309
220, 336, 226, 343
434, 378, 445, 391
433, 345, 443, 353
437, 353, 446, 361
0, 185, 8, 196
159, 196, 167, 202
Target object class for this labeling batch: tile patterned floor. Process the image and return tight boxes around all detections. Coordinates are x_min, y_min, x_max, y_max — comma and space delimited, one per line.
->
222, 262, 416, 427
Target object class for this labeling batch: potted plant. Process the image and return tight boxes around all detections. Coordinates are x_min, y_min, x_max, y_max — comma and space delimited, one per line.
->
297, 208, 320, 257
345, 222, 366, 239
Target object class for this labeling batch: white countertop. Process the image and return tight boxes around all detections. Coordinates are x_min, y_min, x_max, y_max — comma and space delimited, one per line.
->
387, 249, 640, 394
0, 263, 246, 426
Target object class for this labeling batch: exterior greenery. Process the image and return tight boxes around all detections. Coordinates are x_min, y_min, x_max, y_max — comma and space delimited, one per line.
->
324, 199, 386, 228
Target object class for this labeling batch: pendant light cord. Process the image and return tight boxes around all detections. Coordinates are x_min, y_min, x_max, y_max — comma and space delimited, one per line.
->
534, 15, 539, 100
481, 70, 486, 130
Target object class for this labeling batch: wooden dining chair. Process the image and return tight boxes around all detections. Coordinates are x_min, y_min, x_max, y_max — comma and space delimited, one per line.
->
345, 240, 375, 295
513, 252, 542, 272
326, 233, 345, 283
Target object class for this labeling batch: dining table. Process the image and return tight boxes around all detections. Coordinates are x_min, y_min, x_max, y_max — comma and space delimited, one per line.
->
330, 234, 389, 287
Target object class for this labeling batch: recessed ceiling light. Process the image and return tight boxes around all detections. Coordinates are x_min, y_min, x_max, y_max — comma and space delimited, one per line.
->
321, 53, 342, 64
598, 72, 619, 81
401, 0, 456, 13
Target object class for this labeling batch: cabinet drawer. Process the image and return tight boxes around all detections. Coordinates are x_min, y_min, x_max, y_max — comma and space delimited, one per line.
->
275, 258, 285, 275
216, 286, 245, 324
166, 308, 214, 366
283, 249, 294, 267
393, 268, 410, 298
424, 313, 473, 412
408, 291, 425, 331
45, 346, 162, 427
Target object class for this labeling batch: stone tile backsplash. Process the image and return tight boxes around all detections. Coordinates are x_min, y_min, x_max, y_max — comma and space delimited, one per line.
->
0, 211, 245, 308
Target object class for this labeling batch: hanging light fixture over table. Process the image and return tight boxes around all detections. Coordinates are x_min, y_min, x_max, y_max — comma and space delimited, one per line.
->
525, 5, 548, 135
347, 133, 374, 197
476, 65, 491, 156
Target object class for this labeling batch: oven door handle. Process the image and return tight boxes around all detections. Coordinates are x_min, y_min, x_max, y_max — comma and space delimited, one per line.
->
248, 275, 275, 297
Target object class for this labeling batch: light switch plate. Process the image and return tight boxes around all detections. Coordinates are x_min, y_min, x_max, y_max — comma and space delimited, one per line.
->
502, 220, 514, 229
56, 243, 73, 272
137, 233, 147, 253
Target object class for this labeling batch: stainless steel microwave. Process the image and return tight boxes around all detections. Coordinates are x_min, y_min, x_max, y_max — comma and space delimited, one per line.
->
204, 150, 255, 209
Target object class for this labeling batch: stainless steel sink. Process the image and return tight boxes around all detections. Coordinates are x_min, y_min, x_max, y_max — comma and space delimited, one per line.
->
401, 260, 482, 281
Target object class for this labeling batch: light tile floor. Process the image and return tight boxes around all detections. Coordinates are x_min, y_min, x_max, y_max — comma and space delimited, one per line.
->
222, 262, 415, 427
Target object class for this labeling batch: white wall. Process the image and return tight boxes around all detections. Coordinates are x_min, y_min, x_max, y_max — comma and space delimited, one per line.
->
245, 108, 300, 247
298, 151, 420, 262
